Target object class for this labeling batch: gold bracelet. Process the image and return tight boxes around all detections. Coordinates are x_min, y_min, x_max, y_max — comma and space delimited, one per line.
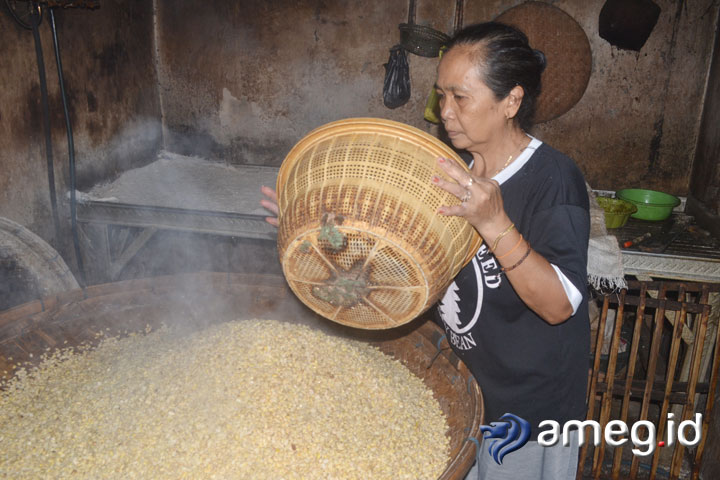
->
491, 222, 516, 252
500, 241, 532, 276
496, 234, 524, 260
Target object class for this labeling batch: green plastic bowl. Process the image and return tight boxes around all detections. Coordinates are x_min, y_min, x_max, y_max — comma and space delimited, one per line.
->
596, 197, 637, 228
615, 189, 680, 221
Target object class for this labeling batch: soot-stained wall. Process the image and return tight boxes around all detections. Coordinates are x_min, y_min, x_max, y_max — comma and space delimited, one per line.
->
0, 0, 161, 251
1, 0, 719, 262
156, 0, 718, 199
526, 0, 716, 196
691, 15, 720, 220
154, 0, 455, 165
53, 1, 163, 189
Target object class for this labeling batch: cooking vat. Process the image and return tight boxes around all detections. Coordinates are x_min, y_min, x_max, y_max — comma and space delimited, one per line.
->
0, 272, 482, 479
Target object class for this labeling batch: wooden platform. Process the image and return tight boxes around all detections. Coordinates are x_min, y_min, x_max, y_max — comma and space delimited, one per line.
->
76, 151, 279, 283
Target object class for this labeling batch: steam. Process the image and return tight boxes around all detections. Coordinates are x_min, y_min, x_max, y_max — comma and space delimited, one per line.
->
65, 114, 288, 332
76, 116, 163, 188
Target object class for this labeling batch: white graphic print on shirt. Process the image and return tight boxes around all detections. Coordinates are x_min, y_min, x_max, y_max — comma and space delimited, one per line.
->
438, 242, 502, 350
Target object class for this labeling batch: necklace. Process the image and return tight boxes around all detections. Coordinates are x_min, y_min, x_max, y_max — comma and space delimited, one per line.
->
492, 154, 515, 177
491, 141, 528, 177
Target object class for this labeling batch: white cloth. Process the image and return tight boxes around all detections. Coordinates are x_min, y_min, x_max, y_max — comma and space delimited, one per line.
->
586, 184, 626, 291
587, 235, 627, 291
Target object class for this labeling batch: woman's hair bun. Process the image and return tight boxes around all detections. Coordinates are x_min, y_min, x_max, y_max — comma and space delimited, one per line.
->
533, 49, 547, 73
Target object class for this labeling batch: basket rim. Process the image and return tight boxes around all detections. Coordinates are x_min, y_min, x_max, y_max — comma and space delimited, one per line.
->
596, 196, 638, 214
278, 118, 465, 187
615, 188, 681, 207
398, 22, 451, 41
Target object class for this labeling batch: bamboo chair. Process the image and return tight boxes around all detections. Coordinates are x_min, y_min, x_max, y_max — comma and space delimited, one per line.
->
581, 280, 720, 479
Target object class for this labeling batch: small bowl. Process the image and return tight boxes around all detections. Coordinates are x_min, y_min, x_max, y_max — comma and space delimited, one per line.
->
615, 188, 680, 221
596, 197, 637, 229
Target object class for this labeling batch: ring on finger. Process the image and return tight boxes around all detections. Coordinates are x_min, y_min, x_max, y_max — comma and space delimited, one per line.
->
461, 190, 472, 203
465, 177, 474, 189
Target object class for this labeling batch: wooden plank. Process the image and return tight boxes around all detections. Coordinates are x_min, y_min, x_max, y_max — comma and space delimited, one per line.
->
633, 284, 668, 479
699, 291, 719, 387
671, 305, 710, 477
626, 280, 720, 294
615, 285, 647, 478
578, 295, 611, 480
109, 227, 158, 280
693, 309, 720, 478
594, 380, 712, 402
612, 302, 632, 478
594, 290, 626, 478
605, 293, 708, 315
650, 303, 687, 479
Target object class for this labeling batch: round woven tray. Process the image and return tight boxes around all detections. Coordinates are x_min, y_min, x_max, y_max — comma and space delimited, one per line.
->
276, 118, 482, 330
495, 1, 592, 123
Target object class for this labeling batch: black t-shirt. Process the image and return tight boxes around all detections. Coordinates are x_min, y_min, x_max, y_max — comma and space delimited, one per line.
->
436, 140, 590, 440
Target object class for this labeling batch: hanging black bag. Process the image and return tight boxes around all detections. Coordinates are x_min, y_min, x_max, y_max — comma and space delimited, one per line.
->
382, 45, 411, 109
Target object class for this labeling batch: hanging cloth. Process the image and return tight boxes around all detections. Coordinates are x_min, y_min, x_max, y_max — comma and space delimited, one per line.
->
423, 47, 445, 123
424, 0, 463, 123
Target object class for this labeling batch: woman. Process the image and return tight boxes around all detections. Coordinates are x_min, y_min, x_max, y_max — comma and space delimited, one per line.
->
262, 22, 589, 480
429, 22, 589, 480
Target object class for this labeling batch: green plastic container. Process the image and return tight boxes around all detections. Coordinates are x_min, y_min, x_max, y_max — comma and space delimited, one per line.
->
615, 189, 680, 221
596, 197, 637, 228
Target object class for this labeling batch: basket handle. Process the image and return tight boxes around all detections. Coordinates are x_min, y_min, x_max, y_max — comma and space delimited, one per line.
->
407, 0, 416, 25
453, 0, 464, 34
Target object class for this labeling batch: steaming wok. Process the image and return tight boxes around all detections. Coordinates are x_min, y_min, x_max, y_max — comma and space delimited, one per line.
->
0, 272, 482, 479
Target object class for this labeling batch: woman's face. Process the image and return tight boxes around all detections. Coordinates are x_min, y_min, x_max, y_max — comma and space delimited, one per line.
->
436, 46, 511, 152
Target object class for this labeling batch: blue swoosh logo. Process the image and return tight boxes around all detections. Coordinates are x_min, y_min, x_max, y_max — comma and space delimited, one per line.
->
478, 413, 532, 464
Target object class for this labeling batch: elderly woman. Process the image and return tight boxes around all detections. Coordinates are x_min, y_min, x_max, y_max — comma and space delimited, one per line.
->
262, 21, 589, 480
430, 22, 589, 479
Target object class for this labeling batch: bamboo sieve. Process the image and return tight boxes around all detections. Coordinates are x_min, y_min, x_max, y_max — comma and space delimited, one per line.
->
276, 118, 482, 330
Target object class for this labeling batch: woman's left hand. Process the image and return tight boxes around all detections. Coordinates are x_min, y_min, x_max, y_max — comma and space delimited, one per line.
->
260, 185, 279, 227
432, 157, 510, 239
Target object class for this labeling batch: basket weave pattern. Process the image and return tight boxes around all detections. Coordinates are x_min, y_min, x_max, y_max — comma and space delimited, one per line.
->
277, 118, 482, 329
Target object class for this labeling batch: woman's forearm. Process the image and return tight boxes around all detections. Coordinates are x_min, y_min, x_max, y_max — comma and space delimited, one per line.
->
491, 229, 574, 325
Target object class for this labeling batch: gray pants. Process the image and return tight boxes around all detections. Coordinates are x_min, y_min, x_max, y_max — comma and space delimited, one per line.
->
464, 430, 579, 480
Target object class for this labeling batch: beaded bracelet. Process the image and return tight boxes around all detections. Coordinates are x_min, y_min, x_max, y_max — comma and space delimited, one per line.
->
496, 234, 524, 260
500, 241, 532, 276
491, 222, 516, 252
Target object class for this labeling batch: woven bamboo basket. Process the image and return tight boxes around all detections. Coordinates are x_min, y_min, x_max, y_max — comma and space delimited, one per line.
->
276, 118, 482, 330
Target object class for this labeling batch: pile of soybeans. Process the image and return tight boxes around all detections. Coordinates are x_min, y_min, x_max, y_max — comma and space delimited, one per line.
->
0, 319, 450, 479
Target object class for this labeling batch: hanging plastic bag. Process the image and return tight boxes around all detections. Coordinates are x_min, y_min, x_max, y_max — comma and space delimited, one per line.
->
382, 45, 411, 109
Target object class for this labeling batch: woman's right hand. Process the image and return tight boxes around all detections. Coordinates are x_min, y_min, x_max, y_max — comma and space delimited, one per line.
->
433, 157, 511, 241
260, 185, 279, 227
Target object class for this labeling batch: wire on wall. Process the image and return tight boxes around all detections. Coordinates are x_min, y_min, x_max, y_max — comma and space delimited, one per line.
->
48, 7, 86, 286
28, 4, 63, 246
